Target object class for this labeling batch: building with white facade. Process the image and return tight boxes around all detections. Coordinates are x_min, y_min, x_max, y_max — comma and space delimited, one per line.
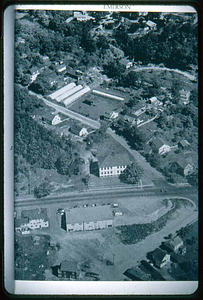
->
15, 208, 49, 233
151, 137, 171, 155
96, 151, 133, 178
65, 206, 113, 232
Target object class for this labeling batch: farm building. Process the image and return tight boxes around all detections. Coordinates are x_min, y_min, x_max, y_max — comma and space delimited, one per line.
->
69, 124, 88, 137
92, 90, 124, 101
63, 86, 91, 106
91, 150, 133, 178
151, 248, 170, 268
15, 208, 49, 233
57, 260, 80, 279
49, 82, 76, 100
56, 85, 83, 102
65, 206, 113, 232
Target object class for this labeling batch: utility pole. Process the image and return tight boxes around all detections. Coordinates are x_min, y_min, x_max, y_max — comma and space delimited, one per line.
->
112, 254, 115, 265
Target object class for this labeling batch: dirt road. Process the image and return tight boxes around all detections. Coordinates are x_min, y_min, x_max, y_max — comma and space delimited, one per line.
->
132, 66, 197, 81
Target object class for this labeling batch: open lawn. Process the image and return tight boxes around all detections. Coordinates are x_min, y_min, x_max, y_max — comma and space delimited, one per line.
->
69, 91, 125, 120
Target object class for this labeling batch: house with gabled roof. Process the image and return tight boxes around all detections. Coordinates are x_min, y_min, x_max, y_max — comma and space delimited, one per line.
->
69, 124, 88, 137
57, 260, 80, 279
151, 248, 170, 268
168, 236, 184, 253
95, 150, 134, 178
169, 153, 194, 176
150, 137, 171, 155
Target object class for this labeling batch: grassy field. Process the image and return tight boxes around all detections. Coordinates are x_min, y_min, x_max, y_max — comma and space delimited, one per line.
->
69, 92, 125, 120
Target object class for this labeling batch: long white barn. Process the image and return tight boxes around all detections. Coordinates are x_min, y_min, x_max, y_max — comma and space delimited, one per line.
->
56, 85, 83, 102
92, 90, 124, 101
63, 86, 91, 106
49, 82, 76, 100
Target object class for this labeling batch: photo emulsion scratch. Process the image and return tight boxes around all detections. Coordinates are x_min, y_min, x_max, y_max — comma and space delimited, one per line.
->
11, 4, 198, 293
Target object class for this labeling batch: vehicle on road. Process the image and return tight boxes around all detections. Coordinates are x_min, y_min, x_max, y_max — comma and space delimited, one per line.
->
57, 208, 65, 215
111, 203, 119, 208
113, 211, 123, 216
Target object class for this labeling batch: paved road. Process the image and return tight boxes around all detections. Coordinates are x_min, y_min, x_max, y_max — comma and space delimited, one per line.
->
14, 184, 197, 208
29, 91, 101, 129
131, 66, 197, 81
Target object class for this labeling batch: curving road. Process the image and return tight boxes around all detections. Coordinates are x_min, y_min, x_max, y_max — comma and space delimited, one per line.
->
131, 65, 197, 81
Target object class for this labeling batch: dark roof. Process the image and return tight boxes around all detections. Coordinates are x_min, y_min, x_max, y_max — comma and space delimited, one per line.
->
60, 261, 78, 273
43, 112, 54, 122
123, 114, 135, 123
98, 150, 133, 168
151, 137, 168, 150
170, 154, 191, 169
124, 267, 151, 281
152, 248, 169, 265
15, 218, 29, 227
70, 124, 86, 135
143, 144, 152, 154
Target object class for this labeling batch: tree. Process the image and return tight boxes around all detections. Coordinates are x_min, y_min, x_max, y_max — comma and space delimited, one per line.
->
119, 162, 143, 184
34, 181, 51, 198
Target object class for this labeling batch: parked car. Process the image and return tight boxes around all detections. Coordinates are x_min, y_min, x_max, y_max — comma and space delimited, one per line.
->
57, 208, 65, 215
83, 204, 88, 208
111, 203, 119, 208
113, 211, 123, 216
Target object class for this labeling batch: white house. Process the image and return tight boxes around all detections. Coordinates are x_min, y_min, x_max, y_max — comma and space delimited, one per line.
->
168, 236, 184, 253
66, 206, 113, 232
15, 208, 49, 233
96, 151, 133, 178
152, 248, 170, 268
21, 208, 49, 230
70, 124, 88, 137
151, 137, 171, 155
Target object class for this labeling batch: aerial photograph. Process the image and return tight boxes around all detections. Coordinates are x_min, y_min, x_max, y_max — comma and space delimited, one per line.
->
14, 8, 198, 282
